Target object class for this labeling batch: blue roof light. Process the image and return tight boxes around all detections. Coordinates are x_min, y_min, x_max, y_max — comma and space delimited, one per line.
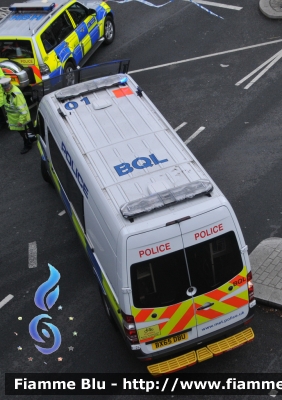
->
119, 77, 128, 84
9, 2, 55, 12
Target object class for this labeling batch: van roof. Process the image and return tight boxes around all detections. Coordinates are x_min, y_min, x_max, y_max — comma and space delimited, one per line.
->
42, 74, 223, 226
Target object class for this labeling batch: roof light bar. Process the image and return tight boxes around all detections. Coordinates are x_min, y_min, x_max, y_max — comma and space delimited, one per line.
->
9, 2, 55, 12
120, 179, 213, 219
55, 74, 128, 101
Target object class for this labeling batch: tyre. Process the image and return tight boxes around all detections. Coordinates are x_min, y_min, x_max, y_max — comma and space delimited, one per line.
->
103, 16, 115, 45
99, 287, 115, 324
41, 158, 53, 185
63, 61, 75, 86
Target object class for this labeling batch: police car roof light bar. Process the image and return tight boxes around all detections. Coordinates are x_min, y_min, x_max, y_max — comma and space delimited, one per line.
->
55, 74, 128, 101
9, 2, 55, 12
120, 179, 213, 219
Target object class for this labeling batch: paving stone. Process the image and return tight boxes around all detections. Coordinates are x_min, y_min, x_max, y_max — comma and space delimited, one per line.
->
272, 257, 281, 266
270, 276, 281, 285
262, 258, 272, 268
265, 263, 276, 273
250, 238, 282, 307
276, 281, 282, 289
264, 278, 273, 285
260, 272, 269, 280
269, 251, 280, 260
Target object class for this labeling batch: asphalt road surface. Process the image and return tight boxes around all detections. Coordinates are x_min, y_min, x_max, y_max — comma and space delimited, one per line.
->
1, 0, 282, 399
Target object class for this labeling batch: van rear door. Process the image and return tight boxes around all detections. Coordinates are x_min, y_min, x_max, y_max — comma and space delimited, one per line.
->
179, 206, 249, 338
127, 224, 197, 354
127, 207, 249, 354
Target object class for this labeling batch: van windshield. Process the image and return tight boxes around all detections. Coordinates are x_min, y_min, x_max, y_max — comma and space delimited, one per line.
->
0, 40, 33, 59
131, 231, 243, 308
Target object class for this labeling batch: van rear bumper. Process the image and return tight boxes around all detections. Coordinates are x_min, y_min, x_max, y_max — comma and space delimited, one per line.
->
132, 308, 255, 361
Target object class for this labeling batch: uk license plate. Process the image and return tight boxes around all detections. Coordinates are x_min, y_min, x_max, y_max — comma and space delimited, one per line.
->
152, 332, 188, 350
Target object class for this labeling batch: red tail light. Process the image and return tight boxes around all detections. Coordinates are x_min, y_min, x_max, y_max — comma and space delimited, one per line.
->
121, 311, 139, 344
247, 271, 254, 302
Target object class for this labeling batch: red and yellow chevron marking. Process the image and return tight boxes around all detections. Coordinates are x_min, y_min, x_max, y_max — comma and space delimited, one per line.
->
133, 301, 196, 343
29, 65, 42, 83
132, 266, 249, 342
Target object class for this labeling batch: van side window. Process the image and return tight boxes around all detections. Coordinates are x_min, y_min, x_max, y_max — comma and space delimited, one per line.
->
185, 231, 243, 296
48, 130, 85, 230
37, 112, 45, 141
41, 12, 74, 53
67, 3, 89, 26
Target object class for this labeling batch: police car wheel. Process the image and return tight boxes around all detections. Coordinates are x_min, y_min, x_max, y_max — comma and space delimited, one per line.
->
63, 61, 76, 86
41, 158, 53, 185
104, 16, 115, 45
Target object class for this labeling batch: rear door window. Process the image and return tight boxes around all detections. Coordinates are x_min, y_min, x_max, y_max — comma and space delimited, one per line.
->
0, 40, 33, 59
131, 249, 190, 308
185, 231, 243, 296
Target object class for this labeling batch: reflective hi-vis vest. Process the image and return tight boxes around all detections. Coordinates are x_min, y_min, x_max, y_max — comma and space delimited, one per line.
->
2, 85, 31, 131
0, 68, 4, 106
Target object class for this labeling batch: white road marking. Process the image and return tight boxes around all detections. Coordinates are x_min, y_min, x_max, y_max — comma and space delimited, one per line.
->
28, 241, 37, 269
244, 51, 282, 89
175, 122, 187, 131
235, 49, 282, 87
0, 294, 14, 309
193, 1, 242, 10
58, 210, 66, 216
269, 389, 278, 397
185, 126, 205, 144
129, 39, 282, 74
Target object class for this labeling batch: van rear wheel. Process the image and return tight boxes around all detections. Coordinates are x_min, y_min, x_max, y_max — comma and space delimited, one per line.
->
99, 287, 115, 324
41, 158, 53, 185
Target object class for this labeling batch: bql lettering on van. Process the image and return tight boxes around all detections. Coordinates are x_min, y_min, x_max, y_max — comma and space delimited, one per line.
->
194, 224, 224, 240
139, 243, 171, 258
61, 142, 89, 198
114, 154, 168, 176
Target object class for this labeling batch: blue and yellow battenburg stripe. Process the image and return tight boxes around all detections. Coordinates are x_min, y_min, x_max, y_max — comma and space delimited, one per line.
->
37, 140, 122, 322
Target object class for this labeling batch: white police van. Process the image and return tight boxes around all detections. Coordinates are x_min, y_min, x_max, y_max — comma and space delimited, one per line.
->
36, 73, 256, 375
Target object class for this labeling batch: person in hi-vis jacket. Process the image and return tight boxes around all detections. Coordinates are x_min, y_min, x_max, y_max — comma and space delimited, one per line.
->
0, 77, 36, 154
0, 68, 6, 129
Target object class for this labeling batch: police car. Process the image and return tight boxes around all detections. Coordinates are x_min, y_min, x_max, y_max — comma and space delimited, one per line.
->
0, 0, 115, 89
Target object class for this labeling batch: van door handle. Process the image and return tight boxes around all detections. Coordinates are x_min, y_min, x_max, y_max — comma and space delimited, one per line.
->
197, 302, 214, 310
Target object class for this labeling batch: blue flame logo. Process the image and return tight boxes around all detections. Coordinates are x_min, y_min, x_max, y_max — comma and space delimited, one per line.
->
35, 264, 60, 311
29, 264, 62, 355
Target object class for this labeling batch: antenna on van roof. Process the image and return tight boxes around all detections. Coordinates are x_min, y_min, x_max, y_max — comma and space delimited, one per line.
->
57, 108, 66, 119
136, 86, 143, 97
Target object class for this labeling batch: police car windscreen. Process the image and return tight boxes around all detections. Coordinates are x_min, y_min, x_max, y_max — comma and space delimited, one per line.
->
0, 40, 33, 59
